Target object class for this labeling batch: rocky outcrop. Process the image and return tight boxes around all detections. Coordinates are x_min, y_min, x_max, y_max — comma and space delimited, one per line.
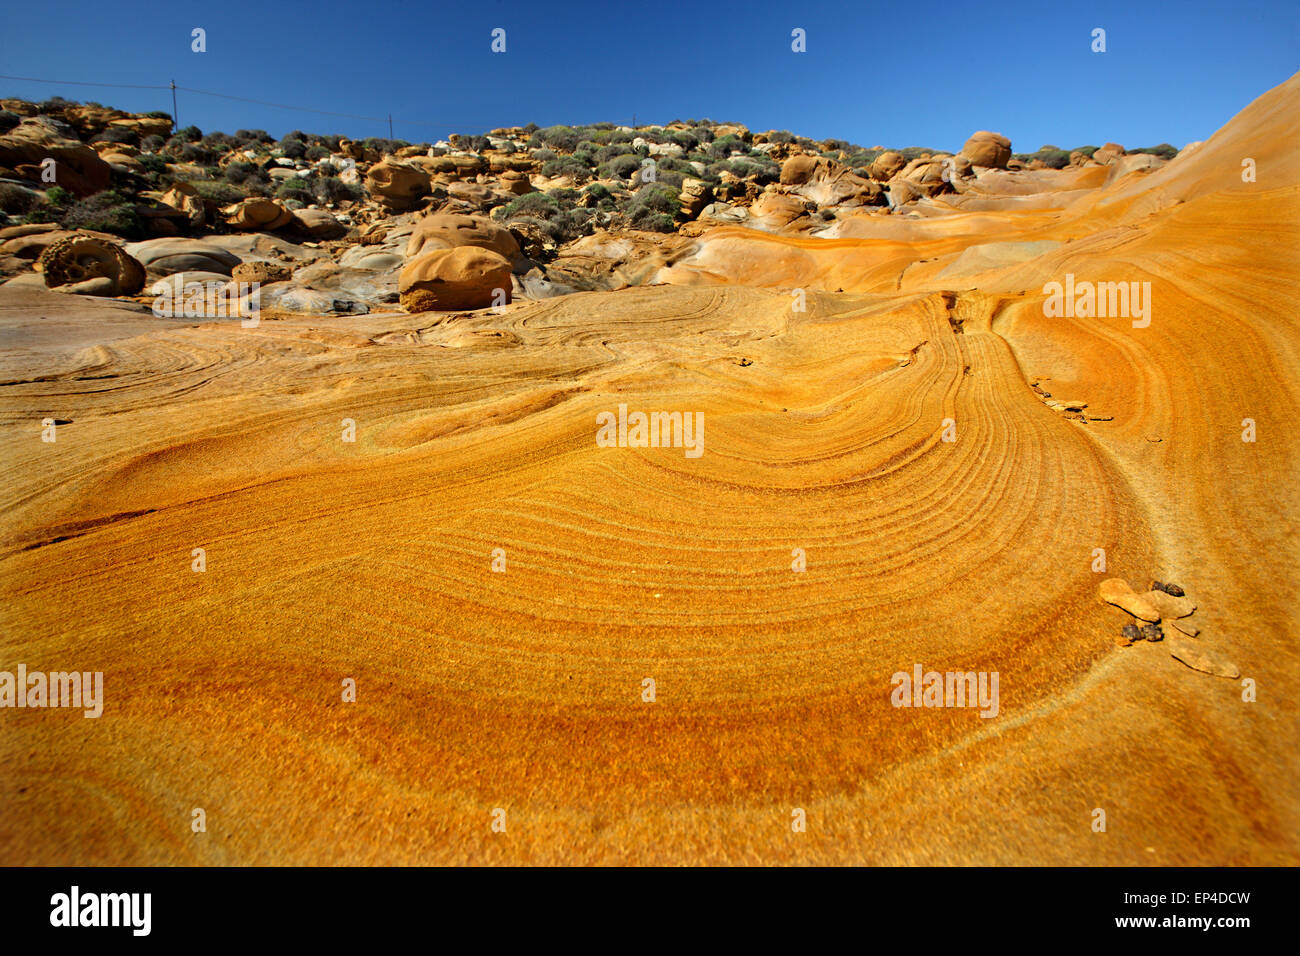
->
960, 131, 1012, 169
37, 234, 145, 296
399, 246, 513, 312
365, 160, 432, 210
0, 118, 112, 196
405, 214, 520, 262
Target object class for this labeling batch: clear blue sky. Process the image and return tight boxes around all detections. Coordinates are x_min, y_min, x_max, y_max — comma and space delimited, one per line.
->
2, 0, 1296, 150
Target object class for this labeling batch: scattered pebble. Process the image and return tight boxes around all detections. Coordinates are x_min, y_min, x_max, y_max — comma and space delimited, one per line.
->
1118, 623, 1141, 646
1151, 580, 1185, 597
1140, 623, 1164, 643
1098, 578, 1161, 622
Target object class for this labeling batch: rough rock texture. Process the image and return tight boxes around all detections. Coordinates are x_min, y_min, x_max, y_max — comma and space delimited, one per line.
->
405, 214, 520, 261
0, 119, 113, 196
960, 130, 1012, 168
1098, 578, 1162, 621
124, 238, 242, 277
398, 246, 513, 312
223, 198, 293, 232
37, 234, 145, 296
366, 160, 432, 210
869, 150, 907, 181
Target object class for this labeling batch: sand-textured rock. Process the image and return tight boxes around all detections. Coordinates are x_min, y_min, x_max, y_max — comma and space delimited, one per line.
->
960, 130, 1012, 168
1, 71, 1297, 868
36, 235, 145, 296
399, 245, 512, 312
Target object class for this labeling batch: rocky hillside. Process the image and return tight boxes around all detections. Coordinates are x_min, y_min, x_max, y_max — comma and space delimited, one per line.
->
0, 95, 1178, 313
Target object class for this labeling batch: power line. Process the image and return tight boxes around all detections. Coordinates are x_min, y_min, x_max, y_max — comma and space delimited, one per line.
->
0, 73, 169, 90
2, 72, 498, 133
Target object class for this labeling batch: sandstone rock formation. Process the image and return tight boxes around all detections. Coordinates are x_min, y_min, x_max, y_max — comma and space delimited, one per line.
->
399, 245, 513, 312
37, 234, 145, 296
960, 130, 1012, 168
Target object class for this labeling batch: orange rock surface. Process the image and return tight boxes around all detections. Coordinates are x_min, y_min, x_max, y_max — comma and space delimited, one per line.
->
1, 74, 1297, 865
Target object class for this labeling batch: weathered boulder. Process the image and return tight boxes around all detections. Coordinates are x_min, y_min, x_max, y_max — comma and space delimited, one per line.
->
365, 160, 431, 210
1093, 142, 1127, 165
38, 234, 145, 296
779, 154, 821, 186
0, 119, 113, 196
399, 246, 513, 312
290, 208, 347, 240
231, 260, 293, 285
125, 238, 242, 276
405, 214, 520, 261
678, 178, 714, 219
161, 182, 205, 228
223, 198, 293, 232
960, 131, 1012, 169
498, 169, 535, 195
868, 150, 907, 182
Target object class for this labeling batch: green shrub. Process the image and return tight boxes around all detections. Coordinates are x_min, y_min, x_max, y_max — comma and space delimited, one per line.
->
279, 138, 307, 159
503, 192, 560, 218
0, 110, 19, 134
312, 175, 362, 204
191, 180, 248, 204
276, 177, 314, 203
1072, 145, 1099, 158
60, 190, 145, 240
224, 161, 264, 184
598, 154, 641, 180
144, 110, 174, 120
0, 183, 39, 215
137, 153, 168, 177
140, 134, 166, 152
305, 145, 330, 161
1130, 143, 1178, 160
625, 183, 679, 231
176, 125, 203, 142
541, 157, 592, 183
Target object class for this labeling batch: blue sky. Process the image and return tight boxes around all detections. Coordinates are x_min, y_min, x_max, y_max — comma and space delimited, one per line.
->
2, 0, 1296, 151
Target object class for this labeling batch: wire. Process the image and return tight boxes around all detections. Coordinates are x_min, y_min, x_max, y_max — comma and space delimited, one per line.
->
0, 73, 169, 90
2, 72, 497, 132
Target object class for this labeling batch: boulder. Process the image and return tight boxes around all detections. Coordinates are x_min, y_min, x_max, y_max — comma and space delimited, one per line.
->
365, 160, 431, 210
498, 169, 535, 196
124, 238, 242, 276
405, 214, 520, 261
290, 208, 347, 241
868, 150, 906, 182
779, 154, 820, 186
399, 246, 513, 313
161, 182, 205, 228
678, 178, 714, 219
231, 260, 293, 285
1093, 142, 1127, 165
960, 131, 1012, 169
37, 234, 145, 296
0, 119, 113, 196
223, 197, 293, 231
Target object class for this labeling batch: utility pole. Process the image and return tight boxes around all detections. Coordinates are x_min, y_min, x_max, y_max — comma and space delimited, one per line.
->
388, 113, 393, 139
170, 80, 178, 132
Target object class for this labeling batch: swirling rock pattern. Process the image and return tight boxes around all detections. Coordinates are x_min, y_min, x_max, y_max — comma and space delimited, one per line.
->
0, 75, 1297, 866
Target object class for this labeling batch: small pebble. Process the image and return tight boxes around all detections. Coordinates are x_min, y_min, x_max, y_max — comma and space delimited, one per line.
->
1151, 580, 1185, 597
1118, 623, 1141, 646
1140, 623, 1164, 643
